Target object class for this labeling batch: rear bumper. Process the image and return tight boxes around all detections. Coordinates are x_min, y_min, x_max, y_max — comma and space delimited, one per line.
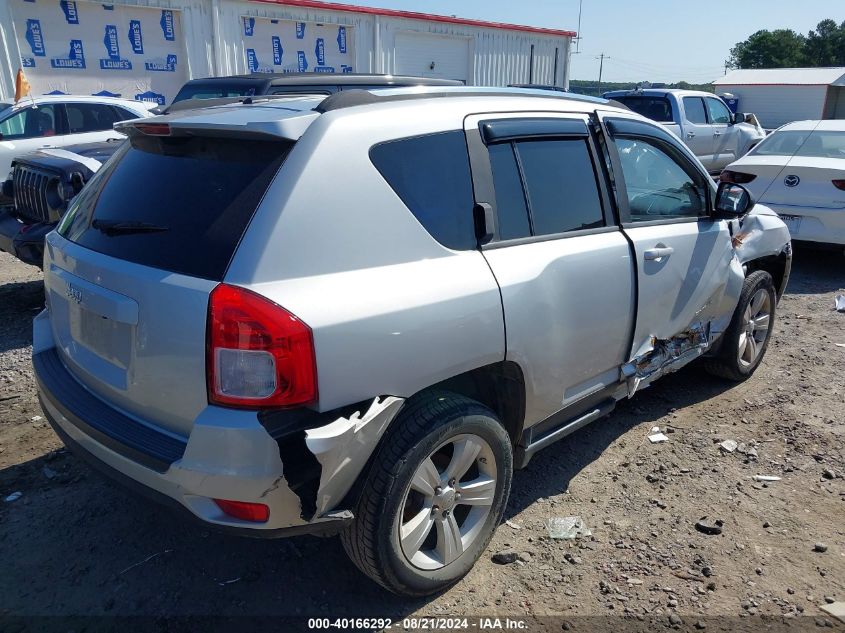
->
33, 314, 353, 537
762, 202, 845, 246
0, 207, 52, 267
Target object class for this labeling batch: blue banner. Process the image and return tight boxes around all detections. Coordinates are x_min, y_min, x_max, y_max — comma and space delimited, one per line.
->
160, 10, 175, 41
243, 17, 255, 37
246, 49, 259, 72
296, 22, 305, 39
60, 1, 79, 24
337, 26, 347, 54
51, 40, 86, 69
145, 54, 177, 72
103, 24, 120, 60
315, 38, 325, 65
93, 90, 121, 98
135, 90, 165, 106
21, 57, 36, 68
25, 19, 46, 57
272, 36, 283, 66
314, 66, 335, 73
128, 20, 144, 54
297, 50, 308, 72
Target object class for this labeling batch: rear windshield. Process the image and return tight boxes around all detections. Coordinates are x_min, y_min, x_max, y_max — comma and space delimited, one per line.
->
750, 129, 845, 159
57, 135, 290, 280
612, 96, 674, 123
172, 83, 261, 103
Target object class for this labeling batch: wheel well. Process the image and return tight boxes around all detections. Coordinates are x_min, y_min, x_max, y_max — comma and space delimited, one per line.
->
424, 362, 526, 447
745, 252, 789, 299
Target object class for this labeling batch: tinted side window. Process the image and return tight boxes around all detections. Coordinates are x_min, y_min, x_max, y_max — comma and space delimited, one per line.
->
682, 97, 707, 124
66, 103, 123, 133
614, 137, 706, 221
705, 98, 731, 124
0, 104, 58, 139
113, 106, 141, 121
614, 97, 673, 123
370, 131, 476, 250
488, 143, 531, 240
515, 139, 604, 235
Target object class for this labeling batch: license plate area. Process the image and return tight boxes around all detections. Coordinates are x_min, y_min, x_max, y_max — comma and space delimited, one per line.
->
69, 303, 132, 369
779, 214, 802, 235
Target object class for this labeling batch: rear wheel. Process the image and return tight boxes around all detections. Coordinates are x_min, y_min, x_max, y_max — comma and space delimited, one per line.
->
705, 270, 775, 381
341, 392, 512, 596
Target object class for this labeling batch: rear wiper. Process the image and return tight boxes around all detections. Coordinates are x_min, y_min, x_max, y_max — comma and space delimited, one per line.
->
91, 219, 170, 236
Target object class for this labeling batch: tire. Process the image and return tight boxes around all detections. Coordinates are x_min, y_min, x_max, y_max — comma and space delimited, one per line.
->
705, 270, 776, 381
341, 391, 513, 596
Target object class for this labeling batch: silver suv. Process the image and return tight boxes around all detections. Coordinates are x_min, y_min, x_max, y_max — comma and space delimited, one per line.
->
33, 87, 791, 596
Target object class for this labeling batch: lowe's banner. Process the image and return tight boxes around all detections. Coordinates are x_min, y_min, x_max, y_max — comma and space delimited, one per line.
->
11, 0, 187, 105
241, 17, 355, 75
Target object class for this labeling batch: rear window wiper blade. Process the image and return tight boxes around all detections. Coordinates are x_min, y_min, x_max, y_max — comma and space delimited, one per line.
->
91, 219, 170, 236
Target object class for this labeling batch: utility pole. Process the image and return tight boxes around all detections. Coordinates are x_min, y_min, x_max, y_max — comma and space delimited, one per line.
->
575, 0, 583, 54
596, 53, 609, 86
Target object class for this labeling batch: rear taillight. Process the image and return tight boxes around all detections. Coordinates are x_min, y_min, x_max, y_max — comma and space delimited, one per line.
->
213, 499, 270, 523
833, 179, 845, 191
207, 284, 317, 409
720, 170, 757, 184
133, 123, 171, 136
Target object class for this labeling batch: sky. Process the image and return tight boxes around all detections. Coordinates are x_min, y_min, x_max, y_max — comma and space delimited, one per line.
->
343, 0, 844, 84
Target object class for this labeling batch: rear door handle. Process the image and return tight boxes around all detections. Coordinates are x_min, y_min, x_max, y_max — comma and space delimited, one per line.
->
644, 246, 674, 261
686, 132, 696, 139
714, 131, 723, 137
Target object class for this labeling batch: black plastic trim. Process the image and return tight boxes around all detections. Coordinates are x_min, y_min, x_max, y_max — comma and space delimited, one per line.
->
316, 89, 611, 113
34, 348, 186, 473
45, 409, 350, 539
480, 118, 589, 144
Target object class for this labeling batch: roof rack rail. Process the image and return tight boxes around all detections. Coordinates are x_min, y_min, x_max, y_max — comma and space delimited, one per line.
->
314, 88, 611, 113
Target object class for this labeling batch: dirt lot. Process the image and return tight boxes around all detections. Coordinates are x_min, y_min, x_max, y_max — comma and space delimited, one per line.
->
0, 248, 843, 630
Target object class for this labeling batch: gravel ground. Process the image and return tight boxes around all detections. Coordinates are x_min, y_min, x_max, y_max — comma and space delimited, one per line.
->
0, 248, 843, 630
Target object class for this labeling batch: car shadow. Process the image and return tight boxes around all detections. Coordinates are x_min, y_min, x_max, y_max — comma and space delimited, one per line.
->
0, 279, 44, 354
788, 245, 845, 295
0, 365, 737, 619
504, 365, 732, 519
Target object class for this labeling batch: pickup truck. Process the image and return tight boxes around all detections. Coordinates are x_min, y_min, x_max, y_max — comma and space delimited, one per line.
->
603, 89, 765, 173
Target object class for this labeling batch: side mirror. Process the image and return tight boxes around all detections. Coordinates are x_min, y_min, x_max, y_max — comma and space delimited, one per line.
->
714, 182, 755, 218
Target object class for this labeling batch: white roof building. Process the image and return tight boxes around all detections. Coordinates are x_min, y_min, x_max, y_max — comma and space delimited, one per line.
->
0, 0, 575, 104
714, 67, 845, 129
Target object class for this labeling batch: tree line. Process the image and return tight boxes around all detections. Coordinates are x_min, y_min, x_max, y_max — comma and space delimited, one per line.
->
729, 19, 845, 69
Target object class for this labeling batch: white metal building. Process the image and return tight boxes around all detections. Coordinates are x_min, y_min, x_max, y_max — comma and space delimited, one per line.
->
714, 67, 845, 129
0, 0, 575, 104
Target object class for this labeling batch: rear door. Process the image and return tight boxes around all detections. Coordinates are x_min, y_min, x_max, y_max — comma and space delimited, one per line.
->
705, 96, 738, 170
43, 131, 292, 437
59, 102, 126, 146
679, 96, 715, 170
598, 113, 736, 360
465, 113, 635, 427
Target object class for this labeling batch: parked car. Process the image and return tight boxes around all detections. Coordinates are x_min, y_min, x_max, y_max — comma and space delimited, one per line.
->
602, 89, 765, 173
169, 72, 463, 106
0, 74, 461, 268
33, 87, 791, 597
0, 95, 154, 178
721, 120, 845, 247
0, 95, 153, 266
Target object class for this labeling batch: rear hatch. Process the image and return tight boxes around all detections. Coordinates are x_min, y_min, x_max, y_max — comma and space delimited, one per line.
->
743, 126, 845, 209
43, 104, 317, 437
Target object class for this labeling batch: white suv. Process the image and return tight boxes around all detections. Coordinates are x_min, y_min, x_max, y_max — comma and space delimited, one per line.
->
33, 87, 791, 596
0, 94, 154, 177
